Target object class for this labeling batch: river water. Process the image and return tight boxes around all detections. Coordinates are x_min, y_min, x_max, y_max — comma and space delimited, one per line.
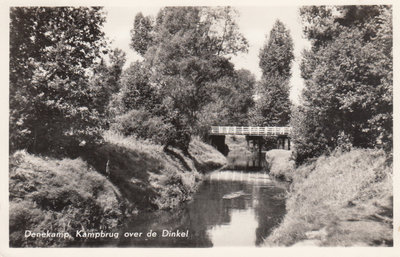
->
81, 152, 287, 247
115, 152, 287, 247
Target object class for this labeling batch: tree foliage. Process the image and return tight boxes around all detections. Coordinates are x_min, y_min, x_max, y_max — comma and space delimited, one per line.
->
90, 48, 127, 118
130, 12, 153, 56
109, 61, 156, 115
10, 7, 108, 156
259, 20, 294, 79
198, 69, 256, 135
128, 7, 248, 152
251, 20, 294, 127
108, 61, 173, 144
293, 5, 392, 164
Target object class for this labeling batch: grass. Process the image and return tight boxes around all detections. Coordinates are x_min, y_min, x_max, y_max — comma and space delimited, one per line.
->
9, 150, 122, 247
9, 131, 227, 247
264, 148, 393, 246
265, 149, 295, 181
189, 136, 227, 171
92, 131, 225, 210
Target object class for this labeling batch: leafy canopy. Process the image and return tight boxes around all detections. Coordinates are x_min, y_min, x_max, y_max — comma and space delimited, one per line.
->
251, 20, 294, 127
10, 7, 108, 156
127, 7, 248, 151
292, 5, 392, 164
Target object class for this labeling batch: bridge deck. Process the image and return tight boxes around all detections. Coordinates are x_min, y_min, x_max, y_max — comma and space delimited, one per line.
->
210, 126, 292, 136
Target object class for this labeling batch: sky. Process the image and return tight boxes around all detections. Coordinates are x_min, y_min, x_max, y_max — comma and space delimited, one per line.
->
102, 6, 311, 103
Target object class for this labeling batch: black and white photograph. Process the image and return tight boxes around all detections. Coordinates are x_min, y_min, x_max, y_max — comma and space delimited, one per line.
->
2, 0, 398, 255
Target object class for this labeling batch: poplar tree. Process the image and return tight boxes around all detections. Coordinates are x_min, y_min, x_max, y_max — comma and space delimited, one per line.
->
252, 20, 294, 127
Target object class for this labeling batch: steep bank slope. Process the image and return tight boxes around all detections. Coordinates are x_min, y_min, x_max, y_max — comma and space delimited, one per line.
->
86, 132, 226, 211
264, 149, 392, 246
9, 132, 226, 247
9, 151, 123, 247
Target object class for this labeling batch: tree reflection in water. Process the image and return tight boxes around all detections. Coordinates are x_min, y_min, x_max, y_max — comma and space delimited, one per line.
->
115, 171, 287, 247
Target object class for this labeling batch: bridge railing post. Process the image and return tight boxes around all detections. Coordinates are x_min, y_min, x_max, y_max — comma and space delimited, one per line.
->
209, 126, 292, 137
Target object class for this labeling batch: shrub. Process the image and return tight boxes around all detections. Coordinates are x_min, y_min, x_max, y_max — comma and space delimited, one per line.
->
9, 151, 122, 247
111, 109, 171, 145
292, 6, 393, 164
265, 149, 295, 181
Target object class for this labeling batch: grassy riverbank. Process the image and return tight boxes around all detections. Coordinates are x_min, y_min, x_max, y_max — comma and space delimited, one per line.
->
264, 148, 393, 246
9, 132, 226, 247
265, 149, 295, 181
9, 150, 123, 247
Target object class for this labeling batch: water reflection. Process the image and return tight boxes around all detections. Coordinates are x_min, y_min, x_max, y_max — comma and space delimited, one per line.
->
80, 152, 287, 247
226, 152, 267, 171
114, 171, 287, 247
208, 209, 258, 246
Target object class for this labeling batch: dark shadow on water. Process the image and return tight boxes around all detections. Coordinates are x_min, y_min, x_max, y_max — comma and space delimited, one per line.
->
79, 171, 287, 247
224, 152, 267, 172
77, 149, 286, 247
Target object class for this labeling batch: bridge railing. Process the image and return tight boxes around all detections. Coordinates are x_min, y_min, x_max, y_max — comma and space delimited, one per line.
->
210, 126, 292, 136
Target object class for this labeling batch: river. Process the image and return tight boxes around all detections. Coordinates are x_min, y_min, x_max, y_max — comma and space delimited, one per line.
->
116, 152, 287, 247
81, 151, 287, 247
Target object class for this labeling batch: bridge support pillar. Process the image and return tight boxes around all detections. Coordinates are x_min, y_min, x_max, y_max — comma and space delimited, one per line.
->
277, 136, 291, 150
285, 137, 291, 150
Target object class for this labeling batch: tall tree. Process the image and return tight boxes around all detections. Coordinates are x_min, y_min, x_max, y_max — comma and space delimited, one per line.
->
109, 61, 159, 117
10, 7, 108, 156
90, 48, 127, 118
252, 20, 294, 127
292, 6, 392, 164
129, 7, 248, 152
130, 12, 154, 56
199, 69, 255, 128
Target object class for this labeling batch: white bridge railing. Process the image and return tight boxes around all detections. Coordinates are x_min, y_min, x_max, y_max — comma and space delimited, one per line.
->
210, 126, 292, 136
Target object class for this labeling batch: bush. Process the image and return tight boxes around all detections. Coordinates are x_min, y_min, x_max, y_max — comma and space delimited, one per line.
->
9, 151, 123, 247
265, 149, 295, 181
293, 6, 393, 164
289, 105, 329, 165
111, 109, 171, 145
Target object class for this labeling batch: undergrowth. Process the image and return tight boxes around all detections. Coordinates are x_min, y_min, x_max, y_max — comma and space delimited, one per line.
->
264, 148, 392, 246
265, 149, 295, 181
9, 131, 226, 247
9, 151, 122, 247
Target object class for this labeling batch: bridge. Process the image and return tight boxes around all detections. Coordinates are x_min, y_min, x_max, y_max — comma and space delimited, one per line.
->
208, 126, 292, 155
210, 126, 292, 136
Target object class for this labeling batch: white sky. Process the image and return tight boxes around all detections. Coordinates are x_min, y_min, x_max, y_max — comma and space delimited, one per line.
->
102, 6, 311, 103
